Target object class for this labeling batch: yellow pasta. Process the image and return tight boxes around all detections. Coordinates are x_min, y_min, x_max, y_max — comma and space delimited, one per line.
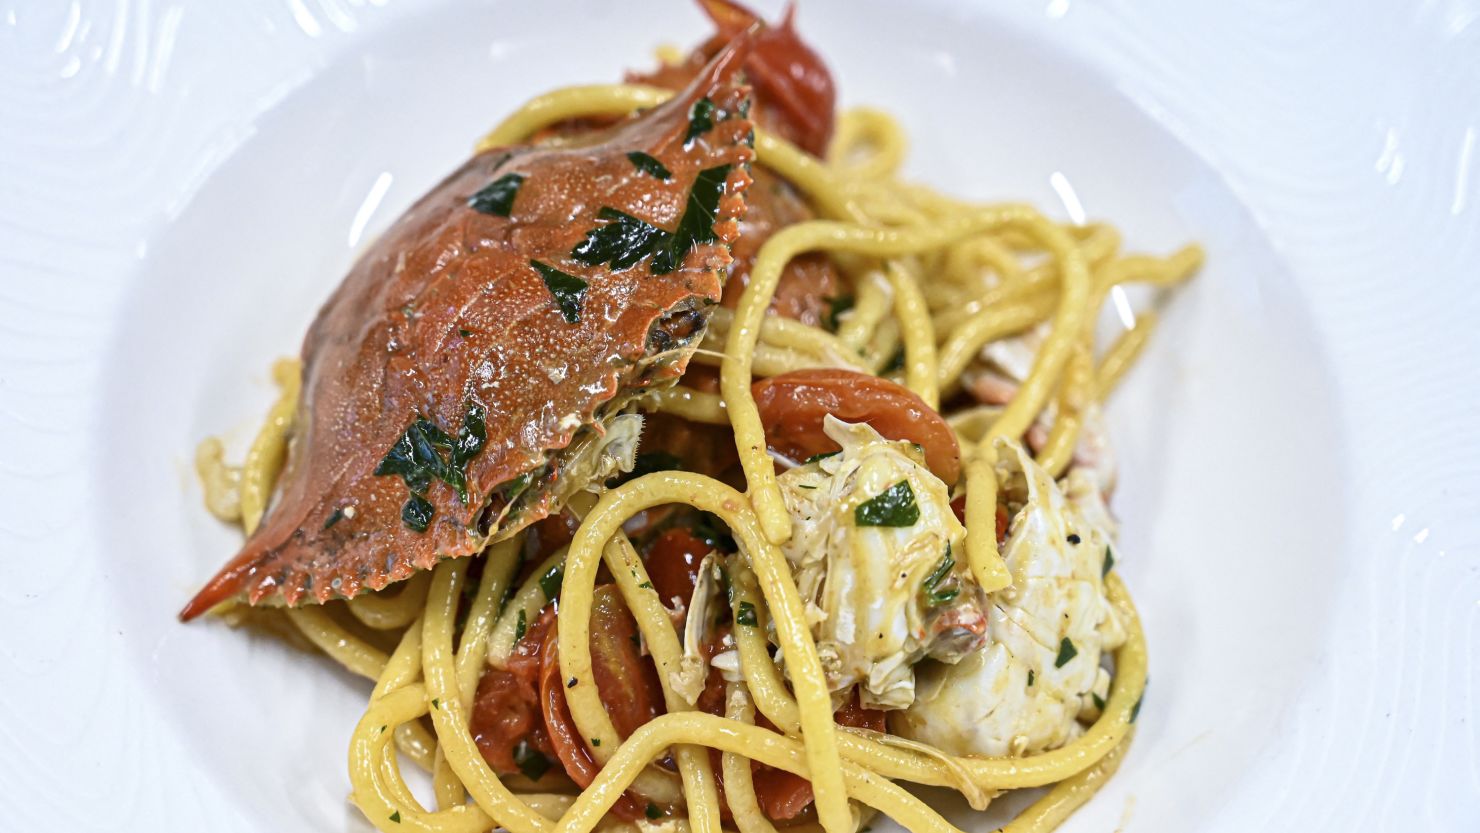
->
193, 71, 1195, 833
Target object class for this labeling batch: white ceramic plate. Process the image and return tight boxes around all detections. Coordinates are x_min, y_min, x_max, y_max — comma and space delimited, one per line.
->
2, 0, 1476, 830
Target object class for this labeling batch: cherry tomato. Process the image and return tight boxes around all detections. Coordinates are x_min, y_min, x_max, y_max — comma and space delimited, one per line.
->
538, 586, 663, 819
752, 369, 962, 484
644, 528, 712, 606
950, 496, 1010, 544
750, 690, 887, 820
470, 609, 554, 775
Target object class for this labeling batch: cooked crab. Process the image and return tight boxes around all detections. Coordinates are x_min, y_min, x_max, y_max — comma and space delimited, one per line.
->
890, 439, 1127, 756
181, 42, 756, 619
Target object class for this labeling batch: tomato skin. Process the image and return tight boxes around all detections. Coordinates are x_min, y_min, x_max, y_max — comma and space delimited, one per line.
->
537, 586, 663, 820
750, 690, 887, 820
752, 369, 962, 484
644, 528, 712, 606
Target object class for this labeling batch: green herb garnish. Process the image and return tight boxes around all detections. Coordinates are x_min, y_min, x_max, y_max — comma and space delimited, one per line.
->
1102, 545, 1115, 578
736, 601, 758, 626
513, 740, 552, 781
855, 480, 920, 527
651, 164, 730, 275
530, 260, 588, 324
374, 401, 487, 531
804, 450, 840, 464
823, 295, 855, 331
1091, 692, 1106, 711
539, 563, 564, 603
921, 543, 960, 606
1027, 670, 1035, 687
323, 508, 344, 530
390, 810, 402, 823
646, 803, 664, 820
514, 608, 527, 644
638, 581, 654, 590
468, 173, 524, 216
591, 737, 601, 747
431, 698, 440, 710
571, 208, 669, 271
627, 151, 672, 180
401, 493, 434, 532
1054, 637, 1078, 668
684, 97, 716, 145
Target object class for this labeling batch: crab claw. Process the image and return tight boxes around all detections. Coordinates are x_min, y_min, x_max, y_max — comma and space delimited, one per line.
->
181, 39, 755, 621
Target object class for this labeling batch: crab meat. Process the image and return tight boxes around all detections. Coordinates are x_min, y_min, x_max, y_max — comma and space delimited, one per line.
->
890, 440, 1126, 757
181, 41, 756, 619
776, 417, 987, 710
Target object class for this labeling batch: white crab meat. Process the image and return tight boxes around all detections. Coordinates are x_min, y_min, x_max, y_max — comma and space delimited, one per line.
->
890, 439, 1126, 757
776, 417, 987, 710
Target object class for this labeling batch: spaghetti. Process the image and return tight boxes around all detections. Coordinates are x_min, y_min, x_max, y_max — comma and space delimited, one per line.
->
188, 18, 1197, 833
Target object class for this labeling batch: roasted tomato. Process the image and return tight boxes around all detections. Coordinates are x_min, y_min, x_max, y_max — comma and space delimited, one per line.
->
752, 691, 886, 820
752, 369, 962, 484
470, 609, 555, 774
538, 586, 663, 818
643, 527, 712, 606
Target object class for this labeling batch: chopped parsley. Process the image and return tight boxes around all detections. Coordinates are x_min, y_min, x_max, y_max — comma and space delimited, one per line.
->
882, 347, 906, 374
1066, 533, 1082, 545
921, 543, 960, 606
323, 507, 344, 530
567, 677, 578, 688
374, 400, 488, 532
627, 151, 672, 180
513, 740, 552, 781
571, 208, 669, 271
651, 164, 729, 275
514, 608, 527, 643
1091, 692, 1106, 711
1102, 545, 1115, 578
684, 97, 716, 145
389, 810, 402, 823
468, 173, 524, 216
539, 563, 564, 603
638, 581, 654, 590
458, 328, 473, 338
591, 737, 601, 747
804, 450, 840, 464
1130, 691, 1144, 723
823, 294, 855, 331
1027, 669, 1035, 687
1054, 637, 1078, 668
569, 165, 731, 276
431, 698, 441, 710
736, 601, 758, 626
646, 803, 664, 820
854, 480, 920, 527
401, 494, 434, 532
529, 260, 588, 324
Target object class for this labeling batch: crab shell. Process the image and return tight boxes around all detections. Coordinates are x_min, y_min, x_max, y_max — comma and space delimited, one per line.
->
180, 43, 756, 620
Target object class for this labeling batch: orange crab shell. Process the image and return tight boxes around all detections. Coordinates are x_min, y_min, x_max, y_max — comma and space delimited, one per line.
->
181, 41, 756, 620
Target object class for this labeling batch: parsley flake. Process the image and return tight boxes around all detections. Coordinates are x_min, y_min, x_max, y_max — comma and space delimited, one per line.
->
374, 400, 487, 531
627, 151, 672, 180
736, 601, 758, 626
921, 543, 960, 606
1054, 637, 1078, 668
514, 608, 527, 644
646, 803, 664, 820
323, 507, 344, 530
1102, 545, 1115, 578
468, 173, 524, 217
804, 450, 840, 464
1092, 692, 1106, 711
684, 97, 716, 145
855, 480, 920, 527
1027, 669, 1035, 686
823, 295, 855, 331
513, 740, 552, 781
390, 810, 402, 823
539, 563, 564, 603
530, 260, 588, 323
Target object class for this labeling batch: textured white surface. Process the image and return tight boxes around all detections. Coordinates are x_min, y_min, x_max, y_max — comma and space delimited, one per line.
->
0, 0, 1475, 831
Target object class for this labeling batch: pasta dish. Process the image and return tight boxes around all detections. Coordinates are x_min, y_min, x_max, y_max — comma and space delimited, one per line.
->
182, 3, 1200, 832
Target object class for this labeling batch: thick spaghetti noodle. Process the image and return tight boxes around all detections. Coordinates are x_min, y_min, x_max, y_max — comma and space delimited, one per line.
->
191, 37, 1197, 833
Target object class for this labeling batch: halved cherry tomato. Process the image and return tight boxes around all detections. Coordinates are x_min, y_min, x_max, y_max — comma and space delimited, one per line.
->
470, 609, 554, 774
752, 369, 962, 484
950, 496, 1011, 544
644, 527, 712, 606
751, 690, 887, 820
538, 586, 663, 819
